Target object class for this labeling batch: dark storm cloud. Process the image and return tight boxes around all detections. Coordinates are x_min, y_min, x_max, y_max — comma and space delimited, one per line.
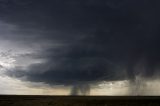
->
0, 0, 129, 32
1, 0, 160, 89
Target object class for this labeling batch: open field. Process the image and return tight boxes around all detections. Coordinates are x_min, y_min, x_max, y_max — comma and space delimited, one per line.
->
0, 96, 159, 106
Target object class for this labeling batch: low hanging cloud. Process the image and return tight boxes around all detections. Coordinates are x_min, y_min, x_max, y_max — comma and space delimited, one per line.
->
0, 0, 160, 95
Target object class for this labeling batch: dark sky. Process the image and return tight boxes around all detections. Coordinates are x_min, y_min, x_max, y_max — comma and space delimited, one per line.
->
0, 0, 160, 86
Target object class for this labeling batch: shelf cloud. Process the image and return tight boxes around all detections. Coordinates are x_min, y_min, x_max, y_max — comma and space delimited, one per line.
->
0, 0, 160, 95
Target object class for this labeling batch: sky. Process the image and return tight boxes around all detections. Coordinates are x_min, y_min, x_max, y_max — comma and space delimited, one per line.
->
0, 0, 160, 95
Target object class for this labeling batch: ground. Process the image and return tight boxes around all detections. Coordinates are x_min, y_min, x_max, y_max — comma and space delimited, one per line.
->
0, 96, 159, 106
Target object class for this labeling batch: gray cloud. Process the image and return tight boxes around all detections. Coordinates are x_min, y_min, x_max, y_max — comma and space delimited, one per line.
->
1, 0, 160, 95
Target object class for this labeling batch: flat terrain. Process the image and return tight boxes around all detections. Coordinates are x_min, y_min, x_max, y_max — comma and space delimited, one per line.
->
0, 96, 160, 106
